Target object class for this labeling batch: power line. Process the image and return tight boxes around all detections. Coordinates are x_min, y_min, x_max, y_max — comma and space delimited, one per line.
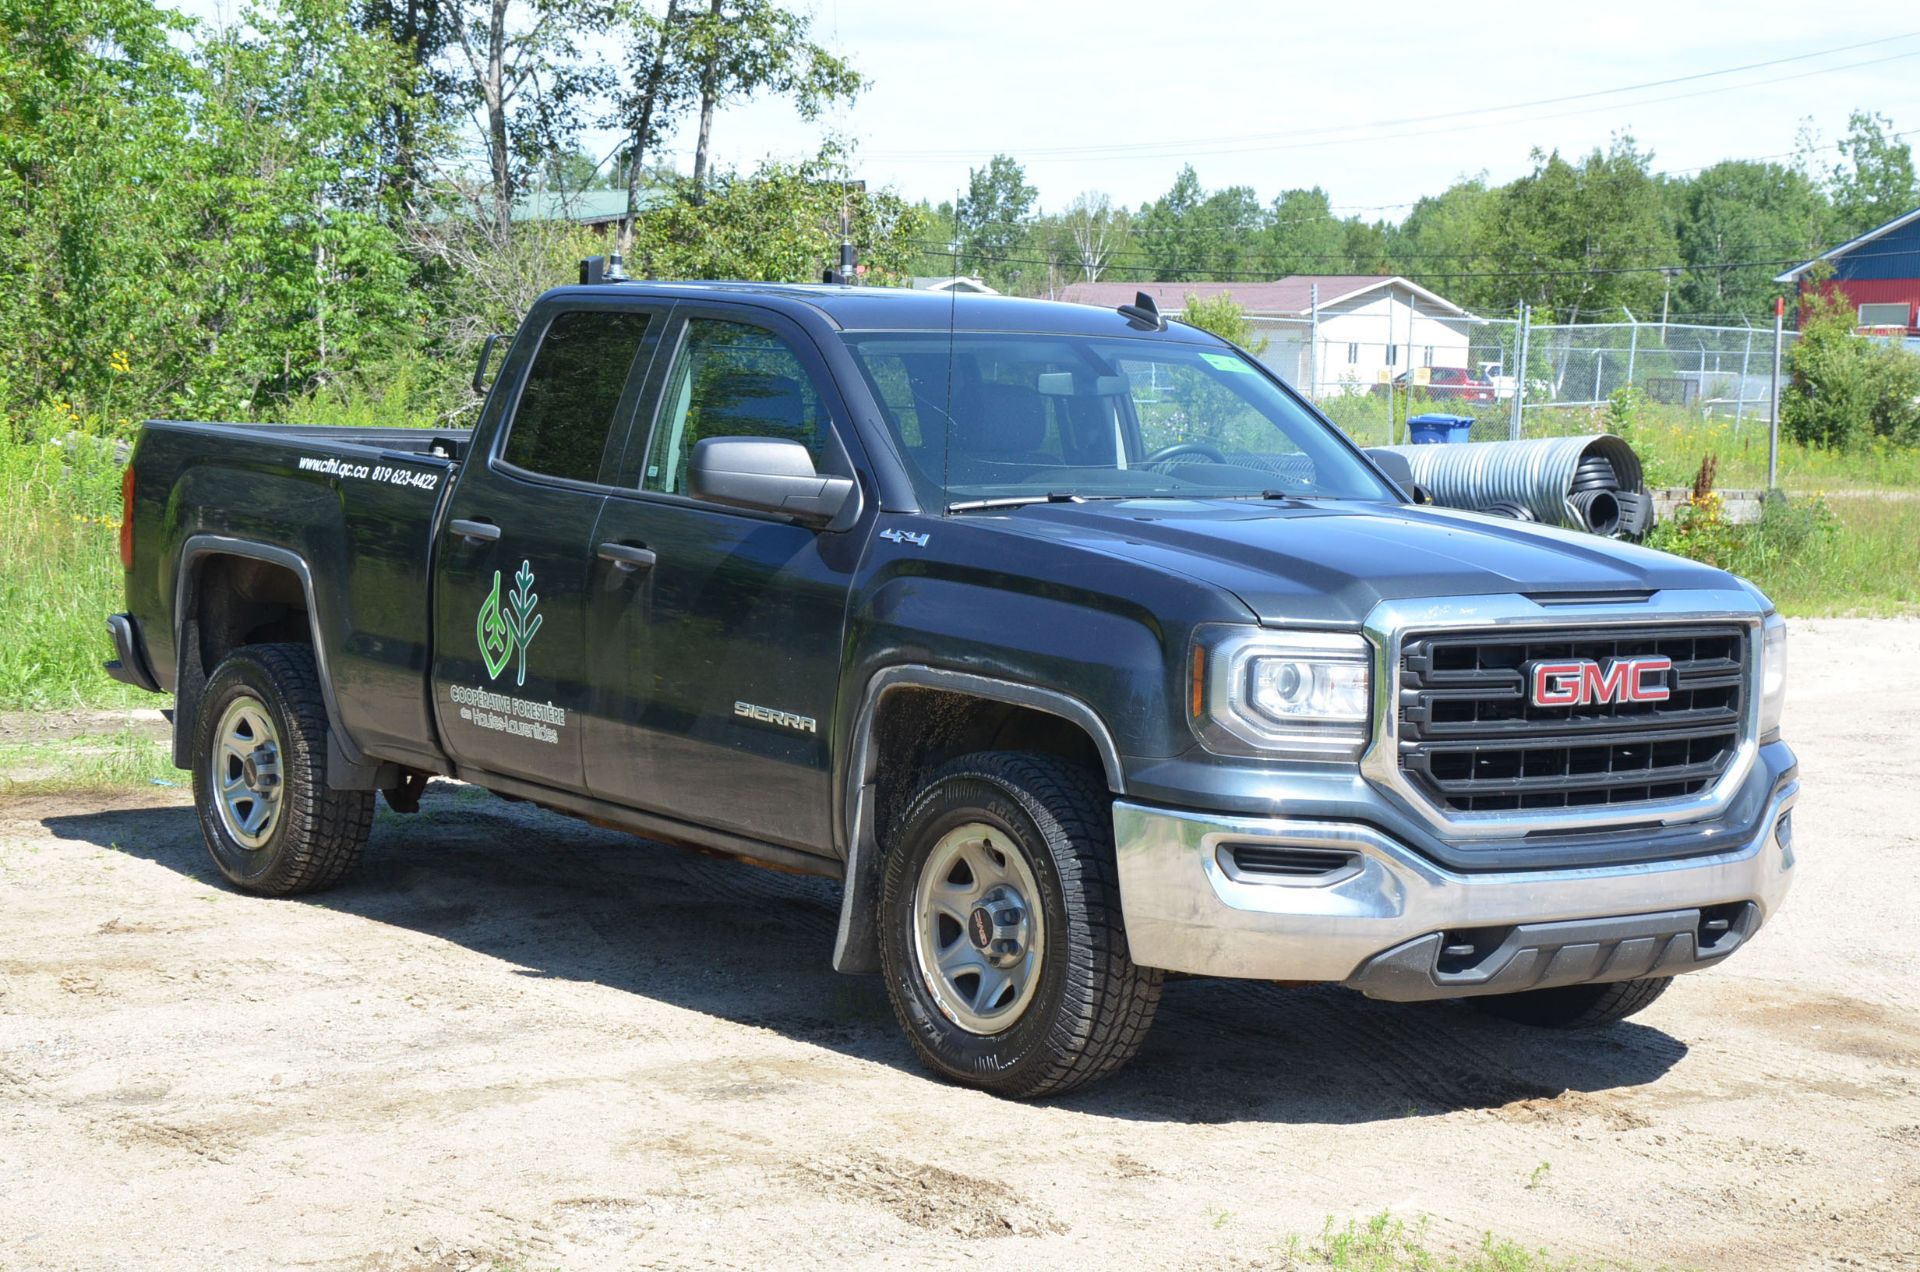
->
868, 35, 1920, 164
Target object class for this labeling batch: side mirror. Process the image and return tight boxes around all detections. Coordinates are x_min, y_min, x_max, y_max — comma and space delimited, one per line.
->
1363, 448, 1433, 505
688, 437, 858, 526
472, 332, 507, 394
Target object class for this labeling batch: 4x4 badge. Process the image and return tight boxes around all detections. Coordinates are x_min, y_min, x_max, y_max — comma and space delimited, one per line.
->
476, 559, 544, 686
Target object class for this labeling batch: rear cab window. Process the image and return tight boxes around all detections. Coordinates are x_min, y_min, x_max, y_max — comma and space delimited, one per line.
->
500, 309, 654, 484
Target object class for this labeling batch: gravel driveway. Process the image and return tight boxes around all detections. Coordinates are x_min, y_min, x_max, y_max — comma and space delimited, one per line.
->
2, 619, 1916, 1271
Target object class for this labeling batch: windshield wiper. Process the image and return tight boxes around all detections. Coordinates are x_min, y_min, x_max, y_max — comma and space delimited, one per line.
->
946, 492, 1089, 513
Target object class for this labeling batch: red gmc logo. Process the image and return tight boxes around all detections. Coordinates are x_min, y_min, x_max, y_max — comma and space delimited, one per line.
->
1529, 656, 1672, 708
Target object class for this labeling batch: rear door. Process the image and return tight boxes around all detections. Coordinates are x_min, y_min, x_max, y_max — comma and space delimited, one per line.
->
581, 306, 869, 852
432, 301, 667, 789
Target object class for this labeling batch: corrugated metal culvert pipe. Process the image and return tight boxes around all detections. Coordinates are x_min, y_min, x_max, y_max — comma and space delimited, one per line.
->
1372, 435, 1652, 538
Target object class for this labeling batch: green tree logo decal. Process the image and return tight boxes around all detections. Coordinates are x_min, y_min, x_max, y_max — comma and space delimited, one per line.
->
474, 559, 543, 686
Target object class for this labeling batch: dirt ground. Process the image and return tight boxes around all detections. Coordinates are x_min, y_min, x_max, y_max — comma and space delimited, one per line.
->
2, 619, 1916, 1272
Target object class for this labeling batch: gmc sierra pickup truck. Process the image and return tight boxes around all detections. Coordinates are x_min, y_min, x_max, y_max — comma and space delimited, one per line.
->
106, 273, 1798, 1098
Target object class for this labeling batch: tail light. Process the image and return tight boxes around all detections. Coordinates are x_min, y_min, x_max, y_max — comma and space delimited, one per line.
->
119, 467, 135, 570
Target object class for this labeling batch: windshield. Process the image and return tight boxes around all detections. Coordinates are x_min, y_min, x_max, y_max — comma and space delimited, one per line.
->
841, 332, 1394, 509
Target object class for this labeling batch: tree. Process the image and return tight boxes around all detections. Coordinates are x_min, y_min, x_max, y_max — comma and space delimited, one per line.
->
682, 0, 861, 200
1483, 137, 1677, 319
1823, 110, 1918, 242
1261, 186, 1351, 278
0, 0, 200, 413
1136, 165, 1212, 281
1060, 191, 1127, 283
1179, 292, 1268, 356
1396, 179, 1499, 306
955, 154, 1035, 287
1672, 160, 1826, 320
354, 0, 458, 209
632, 152, 928, 284
447, 0, 610, 236
175, 0, 424, 403
1784, 271, 1920, 450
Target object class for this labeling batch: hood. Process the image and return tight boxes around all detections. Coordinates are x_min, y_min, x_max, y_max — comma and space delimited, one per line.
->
974, 498, 1734, 626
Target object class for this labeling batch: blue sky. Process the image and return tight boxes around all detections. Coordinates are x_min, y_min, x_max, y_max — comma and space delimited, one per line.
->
168, 0, 1920, 217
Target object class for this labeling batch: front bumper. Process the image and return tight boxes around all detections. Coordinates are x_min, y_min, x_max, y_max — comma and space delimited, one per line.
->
1113, 748, 1798, 997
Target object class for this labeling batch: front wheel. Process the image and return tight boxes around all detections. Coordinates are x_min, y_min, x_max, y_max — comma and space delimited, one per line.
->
878, 752, 1163, 1099
1467, 976, 1672, 1028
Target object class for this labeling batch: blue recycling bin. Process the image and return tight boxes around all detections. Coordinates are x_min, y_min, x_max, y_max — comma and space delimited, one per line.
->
1407, 413, 1475, 444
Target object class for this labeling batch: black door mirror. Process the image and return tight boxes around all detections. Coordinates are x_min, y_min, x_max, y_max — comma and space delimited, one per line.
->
1363, 447, 1433, 504
688, 437, 858, 526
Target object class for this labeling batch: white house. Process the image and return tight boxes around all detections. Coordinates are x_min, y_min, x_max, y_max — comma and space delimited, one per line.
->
1058, 275, 1477, 396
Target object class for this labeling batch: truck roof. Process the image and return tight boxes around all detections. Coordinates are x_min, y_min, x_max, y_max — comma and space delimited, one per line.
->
537, 280, 1229, 341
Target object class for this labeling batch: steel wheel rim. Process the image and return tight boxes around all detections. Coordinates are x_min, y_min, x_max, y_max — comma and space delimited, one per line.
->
912, 821, 1046, 1035
211, 695, 283, 850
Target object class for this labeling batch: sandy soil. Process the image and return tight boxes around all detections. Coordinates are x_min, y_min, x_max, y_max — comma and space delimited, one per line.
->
1, 620, 1916, 1271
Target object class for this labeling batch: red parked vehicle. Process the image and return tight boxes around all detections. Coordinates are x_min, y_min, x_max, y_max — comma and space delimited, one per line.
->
1374, 367, 1494, 404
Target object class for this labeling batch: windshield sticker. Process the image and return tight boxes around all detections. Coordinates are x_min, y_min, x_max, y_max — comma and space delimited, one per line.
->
476, 560, 543, 686
1198, 352, 1256, 375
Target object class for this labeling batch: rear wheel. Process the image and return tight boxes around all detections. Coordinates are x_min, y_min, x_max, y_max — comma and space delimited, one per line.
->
878, 752, 1162, 1099
1467, 976, 1672, 1028
191, 644, 373, 896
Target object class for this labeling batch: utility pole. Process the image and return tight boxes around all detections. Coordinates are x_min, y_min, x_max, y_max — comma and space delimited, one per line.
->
1308, 283, 1319, 401
1508, 302, 1530, 440
1768, 295, 1785, 491
1734, 323, 1754, 435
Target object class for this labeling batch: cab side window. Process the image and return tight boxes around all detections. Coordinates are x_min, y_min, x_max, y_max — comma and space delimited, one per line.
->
643, 318, 828, 496
501, 310, 653, 484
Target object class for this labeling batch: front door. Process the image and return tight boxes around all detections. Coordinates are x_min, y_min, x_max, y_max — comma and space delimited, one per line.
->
582, 308, 869, 852
432, 304, 661, 789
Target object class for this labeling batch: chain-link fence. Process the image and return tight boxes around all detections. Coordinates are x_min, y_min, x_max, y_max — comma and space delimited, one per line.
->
1253, 305, 1795, 449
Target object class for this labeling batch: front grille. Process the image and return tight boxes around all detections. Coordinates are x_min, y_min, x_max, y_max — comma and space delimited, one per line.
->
1398, 624, 1746, 813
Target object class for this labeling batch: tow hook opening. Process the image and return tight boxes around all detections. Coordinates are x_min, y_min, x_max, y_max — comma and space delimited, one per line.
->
1436, 926, 1515, 976
1697, 901, 1757, 956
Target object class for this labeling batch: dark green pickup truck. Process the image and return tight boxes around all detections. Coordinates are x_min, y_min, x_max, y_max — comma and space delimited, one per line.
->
107, 276, 1798, 1097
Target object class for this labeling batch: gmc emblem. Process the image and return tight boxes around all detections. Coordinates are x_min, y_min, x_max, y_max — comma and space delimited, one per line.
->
1529, 656, 1671, 708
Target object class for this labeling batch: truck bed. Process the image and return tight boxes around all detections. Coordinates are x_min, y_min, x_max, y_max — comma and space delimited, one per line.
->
125, 420, 473, 776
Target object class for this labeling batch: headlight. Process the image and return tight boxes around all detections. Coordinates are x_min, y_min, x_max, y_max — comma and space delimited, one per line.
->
1758, 611, 1787, 741
1195, 627, 1372, 756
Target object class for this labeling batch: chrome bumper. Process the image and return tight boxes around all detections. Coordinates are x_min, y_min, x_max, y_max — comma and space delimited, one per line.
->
1113, 774, 1797, 992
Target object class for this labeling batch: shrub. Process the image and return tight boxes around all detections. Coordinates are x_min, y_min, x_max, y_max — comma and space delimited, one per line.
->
1783, 280, 1920, 450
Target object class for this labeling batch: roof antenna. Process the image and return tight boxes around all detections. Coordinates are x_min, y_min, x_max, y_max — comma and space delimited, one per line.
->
823, 172, 857, 284
1118, 291, 1167, 331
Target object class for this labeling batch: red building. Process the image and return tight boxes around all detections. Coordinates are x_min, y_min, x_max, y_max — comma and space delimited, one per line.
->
1775, 206, 1920, 335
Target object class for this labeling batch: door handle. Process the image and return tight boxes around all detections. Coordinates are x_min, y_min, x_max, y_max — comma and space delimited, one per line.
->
448, 518, 501, 544
597, 542, 657, 573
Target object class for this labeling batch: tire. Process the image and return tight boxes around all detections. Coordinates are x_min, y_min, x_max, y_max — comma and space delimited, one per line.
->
191, 643, 373, 896
1467, 976, 1672, 1028
878, 751, 1163, 1099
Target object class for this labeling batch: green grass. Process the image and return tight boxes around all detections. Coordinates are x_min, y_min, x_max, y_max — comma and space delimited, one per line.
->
0, 424, 147, 711
1285, 1211, 1631, 1271
1737, 494, 1920, 616
0, 727, 176, 795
